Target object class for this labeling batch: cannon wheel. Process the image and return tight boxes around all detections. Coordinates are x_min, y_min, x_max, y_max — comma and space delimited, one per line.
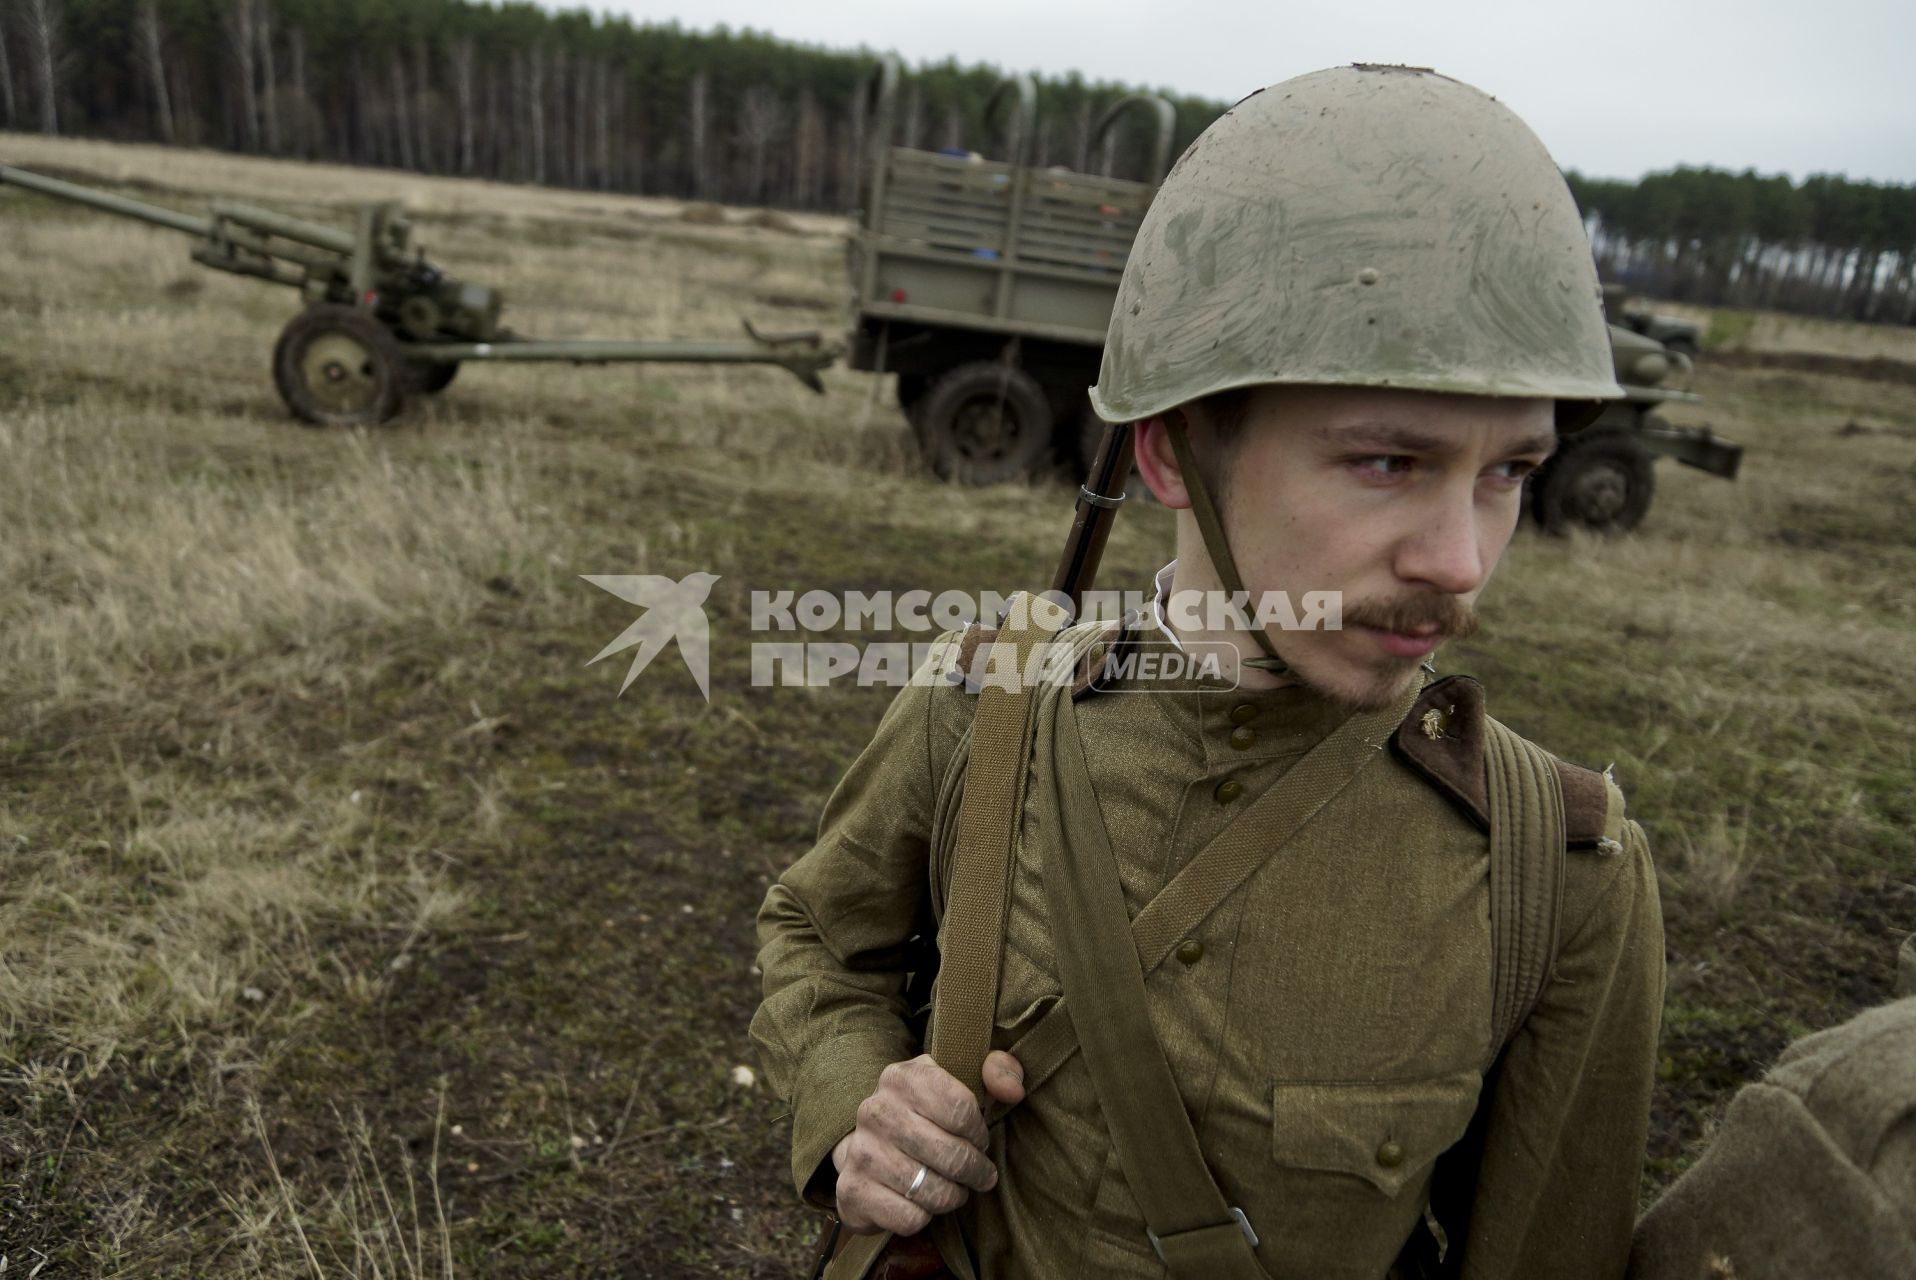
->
409, 360, 461, 395
915, 361, 1052, 485
273, 305, 407, 426
1532, 427, 1656, 535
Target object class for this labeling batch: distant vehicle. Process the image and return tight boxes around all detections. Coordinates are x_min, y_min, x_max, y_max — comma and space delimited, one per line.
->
845, 59, 1172, 485
1533, 325, 1740, 535
845, 61, 1741, 533
1604, 282, 1702, 360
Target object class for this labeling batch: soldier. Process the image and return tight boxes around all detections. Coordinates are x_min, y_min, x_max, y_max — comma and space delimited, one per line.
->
1627, 935, 1916, 1279
754, 65, 1666, 1279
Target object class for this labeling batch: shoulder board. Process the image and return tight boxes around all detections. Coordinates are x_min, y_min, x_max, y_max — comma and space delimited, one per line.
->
1389, 674, 1625, 851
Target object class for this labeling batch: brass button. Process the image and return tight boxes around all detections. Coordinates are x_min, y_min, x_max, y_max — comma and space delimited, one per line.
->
1229, 703, 1259, 725
1375, 1141, 1405, 1169
1229, 726, 1257, 751
1213, 779, 1243, 804
1176, 938, 1204, 965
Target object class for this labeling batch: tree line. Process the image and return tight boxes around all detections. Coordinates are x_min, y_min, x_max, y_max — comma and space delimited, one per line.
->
2, 0, 1909, 326
0, 0, 1218, 209
1569, 168, 1916, 324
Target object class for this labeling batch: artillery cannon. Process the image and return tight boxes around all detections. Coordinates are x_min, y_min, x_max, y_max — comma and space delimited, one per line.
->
0, 164, 838, 426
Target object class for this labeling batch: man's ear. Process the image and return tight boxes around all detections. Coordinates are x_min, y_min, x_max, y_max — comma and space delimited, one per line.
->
1134, 412, 1192, 510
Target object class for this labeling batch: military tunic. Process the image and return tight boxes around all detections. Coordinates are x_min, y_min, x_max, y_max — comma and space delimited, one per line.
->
752, 620, 1666, 1279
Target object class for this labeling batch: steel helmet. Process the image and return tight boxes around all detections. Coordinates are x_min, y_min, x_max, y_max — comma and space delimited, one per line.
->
1091, 63, 1619, 421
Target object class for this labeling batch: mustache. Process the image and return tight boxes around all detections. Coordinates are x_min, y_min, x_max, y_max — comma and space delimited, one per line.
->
1341, 593, 1480, 641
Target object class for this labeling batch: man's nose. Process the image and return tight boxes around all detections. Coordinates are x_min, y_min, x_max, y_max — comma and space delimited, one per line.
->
1395, 489, 1488, 596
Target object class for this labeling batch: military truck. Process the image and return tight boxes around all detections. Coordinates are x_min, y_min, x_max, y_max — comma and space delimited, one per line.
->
845, 59, 1174, 485
845, 60, 1741, 533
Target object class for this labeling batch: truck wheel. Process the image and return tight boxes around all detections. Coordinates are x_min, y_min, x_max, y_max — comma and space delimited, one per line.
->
916, 362, 1053, 484
1664, 336, 1699, 361
897, 374, 931, 450
409, 360, 460, 395
1532, 428, 1656, 535
273, 305, 407, 426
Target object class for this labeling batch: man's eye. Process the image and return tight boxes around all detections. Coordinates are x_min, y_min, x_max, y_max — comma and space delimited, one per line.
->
1353, 455, 1413, 477
1488, 459, 1542, 483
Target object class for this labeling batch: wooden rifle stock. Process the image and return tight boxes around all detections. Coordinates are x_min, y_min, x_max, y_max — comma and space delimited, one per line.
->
1050, 421, 1136, 613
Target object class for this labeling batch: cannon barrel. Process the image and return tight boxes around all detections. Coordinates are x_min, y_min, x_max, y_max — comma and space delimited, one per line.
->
0, 163, 212, 237
210, 200, 357, 256
402, 331, 841, 393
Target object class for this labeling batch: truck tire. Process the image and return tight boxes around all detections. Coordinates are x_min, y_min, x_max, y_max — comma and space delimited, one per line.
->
273, 305, 407, 427
897, 374, 931, 450
1532, 428, 1656, 535
915, 361, 1053, 484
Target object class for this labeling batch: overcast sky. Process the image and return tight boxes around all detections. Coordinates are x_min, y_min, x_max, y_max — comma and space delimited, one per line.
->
592, 0, 1913, 185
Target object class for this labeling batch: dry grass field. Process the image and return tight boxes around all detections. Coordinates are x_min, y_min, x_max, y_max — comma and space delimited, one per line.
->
2, 133, 1913, 1276
1656, 298, 1916, 364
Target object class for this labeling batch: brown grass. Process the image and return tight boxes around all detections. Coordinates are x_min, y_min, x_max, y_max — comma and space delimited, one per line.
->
1659, 299, 1916, 362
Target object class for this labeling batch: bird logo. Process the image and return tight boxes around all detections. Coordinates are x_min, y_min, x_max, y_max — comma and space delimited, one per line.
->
582, 572, 721, 700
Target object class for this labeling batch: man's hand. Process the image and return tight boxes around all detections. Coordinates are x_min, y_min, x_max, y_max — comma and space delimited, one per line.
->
831, 1050, 1026, 1236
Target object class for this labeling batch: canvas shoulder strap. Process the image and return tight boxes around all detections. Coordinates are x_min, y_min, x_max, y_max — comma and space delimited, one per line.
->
922, 594, 1074, 1091
1389, 678, 1576, 1062
1395, 709, 1571, 1279
1482, 715, 1567, 1058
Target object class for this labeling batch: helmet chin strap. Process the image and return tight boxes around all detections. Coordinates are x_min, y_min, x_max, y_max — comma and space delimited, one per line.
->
1165, 422, 1291, 676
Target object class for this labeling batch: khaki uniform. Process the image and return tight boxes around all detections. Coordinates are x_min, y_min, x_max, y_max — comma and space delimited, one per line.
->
1627, 941, 1916, 1279
753, 621, 1666, 1279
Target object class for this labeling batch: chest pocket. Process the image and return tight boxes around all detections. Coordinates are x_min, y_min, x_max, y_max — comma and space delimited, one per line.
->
1271, 1071, 1483, 1198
